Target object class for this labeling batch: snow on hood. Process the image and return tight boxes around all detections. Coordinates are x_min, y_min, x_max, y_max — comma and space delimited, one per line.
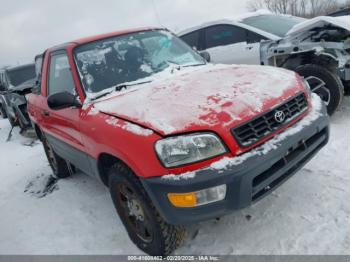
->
162, 93, 323, 180
287, 15, 350, 37
94, 64, 302, 136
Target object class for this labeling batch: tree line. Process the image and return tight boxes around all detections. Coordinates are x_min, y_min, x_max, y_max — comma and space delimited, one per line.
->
247, 0, 350, 18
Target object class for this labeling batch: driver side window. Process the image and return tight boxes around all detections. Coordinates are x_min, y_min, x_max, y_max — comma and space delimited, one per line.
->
48, 53, 76, 96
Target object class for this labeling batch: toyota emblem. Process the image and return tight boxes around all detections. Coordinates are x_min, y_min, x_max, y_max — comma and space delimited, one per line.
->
274, 111, 286, 123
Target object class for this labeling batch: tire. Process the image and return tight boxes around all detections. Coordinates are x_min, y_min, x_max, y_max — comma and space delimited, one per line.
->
296, 64, 344, 116
0, 104, 7, 119
108, 163, 187, 256
42, 134, 71, 179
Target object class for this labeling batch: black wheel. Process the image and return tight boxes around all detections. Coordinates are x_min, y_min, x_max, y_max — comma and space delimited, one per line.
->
0, 104, 7, 119
296, 64, 344, 116
108, 163, 187, 255
42, 134, 71, 179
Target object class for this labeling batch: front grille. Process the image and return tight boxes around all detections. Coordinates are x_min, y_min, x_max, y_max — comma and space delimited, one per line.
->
232, 93, 308, 148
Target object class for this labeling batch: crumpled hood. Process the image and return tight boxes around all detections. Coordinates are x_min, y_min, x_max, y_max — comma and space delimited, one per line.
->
94, 64, 304, 136
286, 15, 350, 38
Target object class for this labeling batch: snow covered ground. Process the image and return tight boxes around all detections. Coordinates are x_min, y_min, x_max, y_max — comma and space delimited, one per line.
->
1, 98, 350, 255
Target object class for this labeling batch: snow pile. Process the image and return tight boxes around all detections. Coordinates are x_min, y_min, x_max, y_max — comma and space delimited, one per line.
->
106, 117, 154, 137
95, 64, 300, 135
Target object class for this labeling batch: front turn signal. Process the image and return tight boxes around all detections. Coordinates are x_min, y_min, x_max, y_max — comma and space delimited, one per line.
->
167, 185, 227, 208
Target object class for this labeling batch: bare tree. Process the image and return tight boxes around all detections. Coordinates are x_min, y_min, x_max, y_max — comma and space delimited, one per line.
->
247, 0, 342, 18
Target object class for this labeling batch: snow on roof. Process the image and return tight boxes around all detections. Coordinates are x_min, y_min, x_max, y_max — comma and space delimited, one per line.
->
287, 15, 350, 36
177, 9, 272, 35
233, 9, 273, 22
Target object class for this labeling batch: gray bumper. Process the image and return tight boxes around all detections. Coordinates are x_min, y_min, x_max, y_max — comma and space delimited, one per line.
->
142, 105, 329, 225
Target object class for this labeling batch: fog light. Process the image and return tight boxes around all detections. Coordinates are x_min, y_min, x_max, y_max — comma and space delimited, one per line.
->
168, 185, 226, 208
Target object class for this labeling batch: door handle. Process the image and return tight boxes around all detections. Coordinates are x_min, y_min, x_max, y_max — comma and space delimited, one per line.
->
42, 110, 50, 117
246, 46, 254, 50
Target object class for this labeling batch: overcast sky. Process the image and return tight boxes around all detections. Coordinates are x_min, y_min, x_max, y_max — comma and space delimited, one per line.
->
0, 0, 248, 67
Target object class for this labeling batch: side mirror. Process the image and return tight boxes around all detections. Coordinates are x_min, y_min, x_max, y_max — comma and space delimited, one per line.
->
199, 51, 211, 62
47, 92, 81, 110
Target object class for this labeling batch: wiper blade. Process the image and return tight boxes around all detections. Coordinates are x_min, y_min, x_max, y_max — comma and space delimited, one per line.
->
91, 80, 152, 101
114, 80, 152, 91
91, 89, 115, 101
183, 62, 206, 68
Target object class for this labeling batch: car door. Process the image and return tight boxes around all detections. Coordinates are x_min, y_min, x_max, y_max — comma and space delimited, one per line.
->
204, 24, 263, 65
42, 51, 92, 175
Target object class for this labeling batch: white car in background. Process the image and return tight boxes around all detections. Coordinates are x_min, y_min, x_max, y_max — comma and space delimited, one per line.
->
179, 11, 350, 115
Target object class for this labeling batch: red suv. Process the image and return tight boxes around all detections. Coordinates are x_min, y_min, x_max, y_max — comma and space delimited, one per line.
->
27, 28, 329, 255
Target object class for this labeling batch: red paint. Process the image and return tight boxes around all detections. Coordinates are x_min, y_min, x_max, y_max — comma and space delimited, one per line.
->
27, 28, 311, 179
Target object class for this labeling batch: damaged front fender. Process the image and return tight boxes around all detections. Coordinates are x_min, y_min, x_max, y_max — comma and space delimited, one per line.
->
260, 16, 350, 82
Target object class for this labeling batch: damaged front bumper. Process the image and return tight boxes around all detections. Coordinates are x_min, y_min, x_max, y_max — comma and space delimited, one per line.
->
141, 97, 329, 225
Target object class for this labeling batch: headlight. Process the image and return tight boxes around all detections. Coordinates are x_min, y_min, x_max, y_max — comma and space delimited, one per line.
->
155, 133, 227, 168
301, 77, 312, 96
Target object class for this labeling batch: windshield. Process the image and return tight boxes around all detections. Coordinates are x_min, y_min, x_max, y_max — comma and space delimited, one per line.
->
74, 30, 205, 95
242, 15, 305, 37
7, 65, 36, 87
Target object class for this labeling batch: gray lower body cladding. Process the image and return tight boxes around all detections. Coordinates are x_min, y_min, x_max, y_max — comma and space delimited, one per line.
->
142, 107, 329, 225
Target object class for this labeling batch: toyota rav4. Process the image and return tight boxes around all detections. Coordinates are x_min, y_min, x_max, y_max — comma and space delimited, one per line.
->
27, 28, 329, 255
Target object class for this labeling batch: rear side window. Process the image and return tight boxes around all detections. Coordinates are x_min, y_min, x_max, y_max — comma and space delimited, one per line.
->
48, 53, 76, 96
205, 25, 247, 49
241, 15, 304, 37
181, 31, 201, 51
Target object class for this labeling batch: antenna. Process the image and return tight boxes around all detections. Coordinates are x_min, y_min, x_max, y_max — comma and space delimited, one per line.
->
152, 0, 164, 27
